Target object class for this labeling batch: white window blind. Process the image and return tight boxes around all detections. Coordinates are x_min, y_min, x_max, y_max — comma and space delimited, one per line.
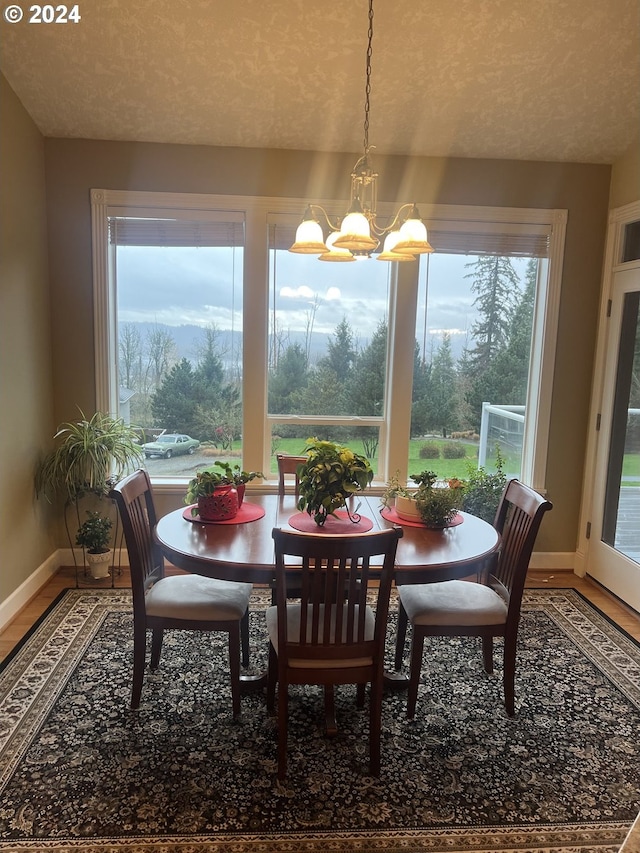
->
108, 215, 245, 248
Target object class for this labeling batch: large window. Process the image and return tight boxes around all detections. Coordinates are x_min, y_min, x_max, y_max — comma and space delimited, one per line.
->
266, 213, 393, 476
92, 190, 565, 491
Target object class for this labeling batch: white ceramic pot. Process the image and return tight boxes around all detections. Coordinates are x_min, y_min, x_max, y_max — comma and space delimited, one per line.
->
86, 549, 112, 579
394, 494, 421, 521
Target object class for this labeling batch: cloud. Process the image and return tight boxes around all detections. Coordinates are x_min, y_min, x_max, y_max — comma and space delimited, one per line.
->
279, 285, 315, 300
325, 287, 341, 301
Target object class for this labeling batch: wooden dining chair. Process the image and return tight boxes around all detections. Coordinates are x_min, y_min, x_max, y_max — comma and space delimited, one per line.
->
266, 526, 403, 780
276, 454, 307, 496
109, 469, 252, 718
394, 479, 552, 718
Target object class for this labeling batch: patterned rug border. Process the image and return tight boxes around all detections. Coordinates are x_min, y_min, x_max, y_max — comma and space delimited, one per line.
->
1, 588, 639, 853
0, 821, 633, 852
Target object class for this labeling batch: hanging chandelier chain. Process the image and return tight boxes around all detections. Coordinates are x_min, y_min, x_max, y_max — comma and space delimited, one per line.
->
289, 0, 432, 261
363, 0, 373, 154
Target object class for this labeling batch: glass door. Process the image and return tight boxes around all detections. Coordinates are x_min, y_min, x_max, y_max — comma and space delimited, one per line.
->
587, 263, 640, 611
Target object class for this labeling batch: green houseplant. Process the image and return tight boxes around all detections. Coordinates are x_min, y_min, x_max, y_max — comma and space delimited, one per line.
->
390, 470, 464, 528
185, 470, 240, 520
75, 511, 113, 579
36, 409, 144, 503
296, 438, 373, 527
35, 409, 144, 568
212, 461, 263, 505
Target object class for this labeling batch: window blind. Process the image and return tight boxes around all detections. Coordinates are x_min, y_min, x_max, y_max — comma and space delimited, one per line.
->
108, 216, 245, 248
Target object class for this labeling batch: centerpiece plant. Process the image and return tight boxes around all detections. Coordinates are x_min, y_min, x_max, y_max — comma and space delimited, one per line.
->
296, 438, 373, 527
383, 470, 464, 528
185, 463, 263, 519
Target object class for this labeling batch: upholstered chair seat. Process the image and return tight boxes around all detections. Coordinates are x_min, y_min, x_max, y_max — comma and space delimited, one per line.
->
399, 579, 508, 627
146, 575, 252, 621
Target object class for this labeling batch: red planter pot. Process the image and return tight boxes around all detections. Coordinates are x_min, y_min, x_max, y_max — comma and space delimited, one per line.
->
197, 485, 239, 521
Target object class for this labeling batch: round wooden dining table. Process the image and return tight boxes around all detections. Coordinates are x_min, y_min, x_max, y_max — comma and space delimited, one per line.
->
154, 492, 500, 698
154, 493, 500, 585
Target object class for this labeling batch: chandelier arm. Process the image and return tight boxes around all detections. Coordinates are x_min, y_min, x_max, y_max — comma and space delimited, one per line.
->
307, 204, 341, 232
368, 203, 416, 237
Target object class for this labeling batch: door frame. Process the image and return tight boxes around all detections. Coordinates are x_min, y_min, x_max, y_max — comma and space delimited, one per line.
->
577, 199, 640, 592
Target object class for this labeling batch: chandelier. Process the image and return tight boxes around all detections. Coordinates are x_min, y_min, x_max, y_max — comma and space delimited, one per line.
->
289, 0, 433, 263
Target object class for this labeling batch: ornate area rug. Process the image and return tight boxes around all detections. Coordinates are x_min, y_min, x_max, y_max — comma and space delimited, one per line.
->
1, 588, 639, 853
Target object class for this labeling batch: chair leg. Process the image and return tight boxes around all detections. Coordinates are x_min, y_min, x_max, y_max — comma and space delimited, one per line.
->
407, 628, 425, 720
277, 671, 289, 780
150, 627, 164, 669
131, 622, 147, 709
482, 636, 494, 673
369, 674, 383, 776
356, 682, 366, 708
503, 638, 517, 716
394, 600, 408, 672
266, 642, 277, 713
228, 623, 242, 720
324, 685, 337, 736
240, 608, 250, 668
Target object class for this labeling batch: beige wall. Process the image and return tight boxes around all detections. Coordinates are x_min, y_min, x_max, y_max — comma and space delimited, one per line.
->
0, 74, 56, 605
609, 141, 640, 209
43, 138, 612, 556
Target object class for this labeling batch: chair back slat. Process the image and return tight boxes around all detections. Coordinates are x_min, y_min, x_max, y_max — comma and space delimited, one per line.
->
272, 528, 402, 666
110, 470, 164, 610
492, 479, 553, 618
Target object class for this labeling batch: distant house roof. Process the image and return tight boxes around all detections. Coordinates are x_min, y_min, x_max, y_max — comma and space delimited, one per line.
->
119, 387, 135, 405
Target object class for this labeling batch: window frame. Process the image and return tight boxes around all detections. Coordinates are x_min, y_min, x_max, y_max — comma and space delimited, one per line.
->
91, 188, 566, 494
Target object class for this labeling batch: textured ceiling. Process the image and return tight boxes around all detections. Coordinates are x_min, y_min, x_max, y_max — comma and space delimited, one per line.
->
1, 0, 638, 164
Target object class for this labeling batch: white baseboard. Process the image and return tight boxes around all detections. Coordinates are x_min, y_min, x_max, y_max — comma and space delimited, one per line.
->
0, 551, 62, 633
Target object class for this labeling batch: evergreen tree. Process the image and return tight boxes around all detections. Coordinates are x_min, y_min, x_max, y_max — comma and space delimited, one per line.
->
349, 320, 387, 417
321, 317, 356, 383
268, 342, 308, 414
428, 333, 457, 436
465, 255, 521, 373
486, 258, 537, 405
348, 321, 388, 457
411, 341, 432, 437
151, 358, 198, 434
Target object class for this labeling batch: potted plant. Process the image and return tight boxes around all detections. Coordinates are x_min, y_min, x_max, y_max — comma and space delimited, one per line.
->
212, 461, 263, 505
35, 409, 144, 569
296, 438, 373, 527
185, 470, 240, 520
75, 511, 113, 578
385, 470, 464, 528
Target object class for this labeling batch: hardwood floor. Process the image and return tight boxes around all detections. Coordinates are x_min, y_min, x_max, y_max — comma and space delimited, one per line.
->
1, 565, 639, 662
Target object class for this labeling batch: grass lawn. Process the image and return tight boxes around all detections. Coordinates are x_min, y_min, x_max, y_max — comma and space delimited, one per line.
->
211, 438, 640, 485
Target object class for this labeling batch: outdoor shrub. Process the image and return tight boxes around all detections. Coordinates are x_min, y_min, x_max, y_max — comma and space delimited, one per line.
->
462, 446, 507, 523
419, 441, 440, 459
442, 441, 466, 459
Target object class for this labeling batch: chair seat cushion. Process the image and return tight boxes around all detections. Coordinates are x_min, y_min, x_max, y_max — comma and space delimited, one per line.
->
146, 574, 252, 621
266, 604, 375, 669
398, 579, 508, 627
